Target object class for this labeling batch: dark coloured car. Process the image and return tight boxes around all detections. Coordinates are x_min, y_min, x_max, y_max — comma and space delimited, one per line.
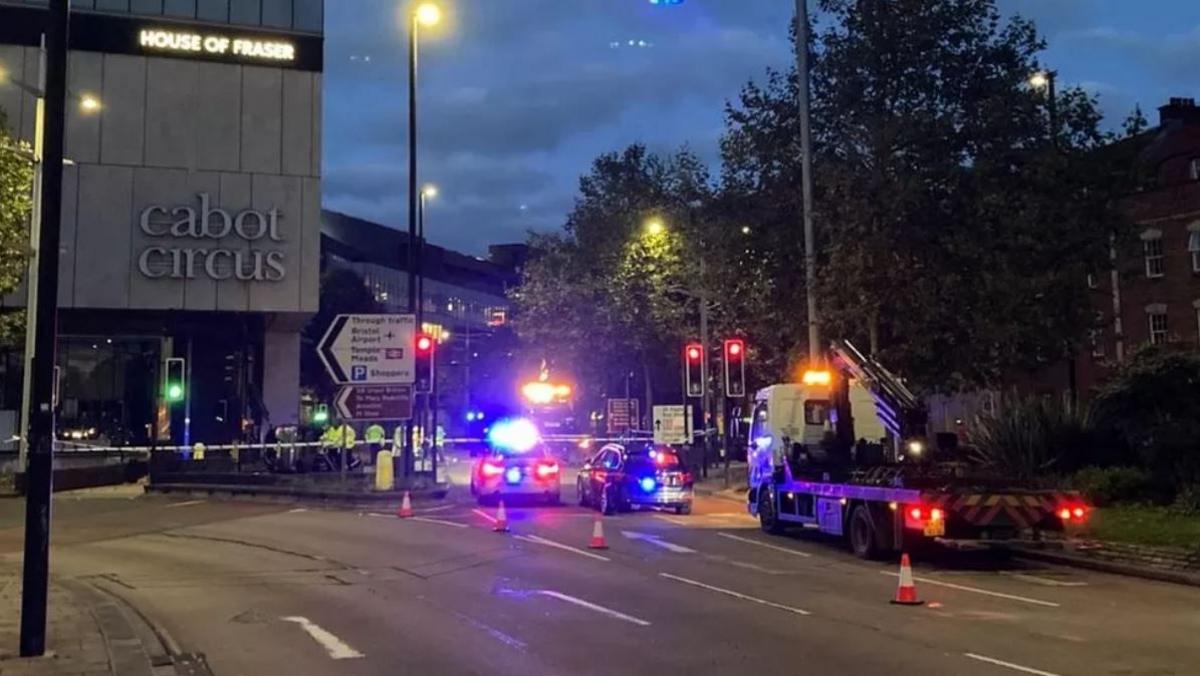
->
577, 443, 693, 515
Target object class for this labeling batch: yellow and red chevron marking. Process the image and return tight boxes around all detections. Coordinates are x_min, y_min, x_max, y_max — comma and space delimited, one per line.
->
925, 492, 1063, 528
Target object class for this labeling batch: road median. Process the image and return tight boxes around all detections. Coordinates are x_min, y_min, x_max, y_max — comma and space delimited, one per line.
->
145, 480, 450, 506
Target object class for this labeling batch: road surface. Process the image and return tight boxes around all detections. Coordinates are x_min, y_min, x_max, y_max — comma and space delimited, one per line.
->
2, 462, 1198, 675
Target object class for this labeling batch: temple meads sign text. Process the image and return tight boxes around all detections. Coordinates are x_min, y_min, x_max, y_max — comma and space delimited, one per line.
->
137, 193, 286, 282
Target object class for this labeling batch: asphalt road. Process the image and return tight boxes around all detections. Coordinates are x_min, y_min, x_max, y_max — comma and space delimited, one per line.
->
2, 460, 1199, 676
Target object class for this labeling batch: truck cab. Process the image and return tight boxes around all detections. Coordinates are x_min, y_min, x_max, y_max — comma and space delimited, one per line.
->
747, 382, 832, 489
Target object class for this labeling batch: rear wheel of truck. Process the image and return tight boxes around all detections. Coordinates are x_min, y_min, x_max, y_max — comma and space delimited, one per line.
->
848, 505, 880, 560
758, 487, 783, 535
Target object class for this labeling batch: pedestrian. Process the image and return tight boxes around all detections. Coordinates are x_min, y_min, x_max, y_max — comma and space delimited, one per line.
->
364, 421, 386, 465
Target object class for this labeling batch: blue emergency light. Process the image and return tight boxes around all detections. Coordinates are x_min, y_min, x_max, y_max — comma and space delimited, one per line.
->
487, 418, 541, 454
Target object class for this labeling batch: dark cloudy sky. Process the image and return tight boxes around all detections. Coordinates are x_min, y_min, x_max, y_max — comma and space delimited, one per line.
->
322, 0, 1200, 255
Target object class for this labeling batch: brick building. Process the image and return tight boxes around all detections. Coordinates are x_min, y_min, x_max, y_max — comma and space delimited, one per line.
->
1079, 97, 1200, 392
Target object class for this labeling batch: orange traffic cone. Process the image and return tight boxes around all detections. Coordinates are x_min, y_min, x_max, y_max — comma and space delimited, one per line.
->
588, 516, 608, 549
493, 500, 509, 533
397, 491, 414, 519
890, 553, 923, 606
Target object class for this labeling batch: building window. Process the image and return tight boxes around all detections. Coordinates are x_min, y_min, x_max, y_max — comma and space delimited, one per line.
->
1144, 236, 1165, 278
1191, 158, 1200, 181
1149, 312, 1168, 345
1190, 231, 1200, 273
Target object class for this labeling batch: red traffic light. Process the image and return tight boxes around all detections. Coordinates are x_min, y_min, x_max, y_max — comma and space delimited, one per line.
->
685, 344, 702, 362
416, 334, 434, 352
726, 339, 744, 357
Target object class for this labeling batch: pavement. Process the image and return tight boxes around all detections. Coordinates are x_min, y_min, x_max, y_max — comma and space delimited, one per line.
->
0, 458, 1198, 675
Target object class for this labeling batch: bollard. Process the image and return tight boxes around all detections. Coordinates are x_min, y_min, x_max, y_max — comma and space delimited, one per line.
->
374, 450, 395, 491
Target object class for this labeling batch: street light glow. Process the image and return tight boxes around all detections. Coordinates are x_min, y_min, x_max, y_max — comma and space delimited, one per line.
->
422, 184, 439, 198
741, 225, 751, 235
79, 94, 101, 112
1029, 71, 1050, 89
415, 3, 442, 27
645, 218, 665, 236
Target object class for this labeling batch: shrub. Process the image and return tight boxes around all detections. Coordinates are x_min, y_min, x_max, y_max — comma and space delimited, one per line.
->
1171, 485, 1200, 516
967, 395, 1090, 481
1069, 466, 1154, 506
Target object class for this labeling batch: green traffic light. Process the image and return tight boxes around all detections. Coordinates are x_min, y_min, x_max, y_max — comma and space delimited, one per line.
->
166, 383, 184, 402
313, 409, 329, 424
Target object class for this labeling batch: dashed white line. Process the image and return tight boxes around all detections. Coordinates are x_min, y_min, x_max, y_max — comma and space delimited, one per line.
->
409, 516, 469, 529
653, 514, 689, 526
472, 508, 498, 523
1000, 572, 1087, 587
287, 508, 309, 513
418, 504, 455, 514
881, 572, 1060, 608
659, 573, 811, 616
622, 530, 697, 553
280, 616, 364, 660
537, 590, 651, 626
964, 652, 1061, 676
514, 534, 611, 562
717, 532, 812, 557
165, 500, 205, 508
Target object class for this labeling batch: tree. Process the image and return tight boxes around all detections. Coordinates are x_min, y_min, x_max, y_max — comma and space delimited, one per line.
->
0, 109, 34, 348
300, 268, 381, 403
721, 0, 1133, 391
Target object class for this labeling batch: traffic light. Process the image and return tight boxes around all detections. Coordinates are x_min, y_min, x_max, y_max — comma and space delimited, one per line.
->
164, 357, 186, 404
723, 339, 746, 398
684, 342, 704, 398
312, 403, 329, 425
415, 333, 435, 393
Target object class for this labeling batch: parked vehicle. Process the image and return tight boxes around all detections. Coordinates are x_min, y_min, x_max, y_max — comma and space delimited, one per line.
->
578, 443, 694, 515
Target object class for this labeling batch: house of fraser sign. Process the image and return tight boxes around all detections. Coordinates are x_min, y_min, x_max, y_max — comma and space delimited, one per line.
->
136, 193, 287, 282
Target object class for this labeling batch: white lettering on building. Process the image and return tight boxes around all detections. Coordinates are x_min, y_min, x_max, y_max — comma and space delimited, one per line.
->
137, 193, 287, 283
139, 29, 296, 62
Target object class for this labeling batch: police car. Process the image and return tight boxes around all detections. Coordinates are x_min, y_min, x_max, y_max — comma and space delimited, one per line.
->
469, 418, 562, 506
577, 443, 693, 515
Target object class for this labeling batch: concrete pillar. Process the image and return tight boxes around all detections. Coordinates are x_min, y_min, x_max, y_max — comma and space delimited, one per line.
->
262, 329, 300, 427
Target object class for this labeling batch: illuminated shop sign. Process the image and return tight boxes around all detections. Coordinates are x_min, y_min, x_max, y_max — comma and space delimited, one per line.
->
137, 193, 287, 282
138, 28, 296, 62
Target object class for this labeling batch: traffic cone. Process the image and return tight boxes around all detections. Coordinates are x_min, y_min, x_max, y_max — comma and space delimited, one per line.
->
890, 553, 924, 606
493, 500, 509, 533
588, 516, 608, 550
397, 491, 414, 519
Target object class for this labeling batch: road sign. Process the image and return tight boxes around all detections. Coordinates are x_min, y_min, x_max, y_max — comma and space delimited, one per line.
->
652, 405, 691, 445
335, 385, 414, 421
318, 314, 416, 385
606, 398, 640, 434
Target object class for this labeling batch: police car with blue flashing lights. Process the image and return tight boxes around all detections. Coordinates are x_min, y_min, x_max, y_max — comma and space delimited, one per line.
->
577, 443, 694, 515
469, 418, 562, 506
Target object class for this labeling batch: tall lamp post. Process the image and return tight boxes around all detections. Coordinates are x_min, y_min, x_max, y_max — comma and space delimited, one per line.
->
19, 0, 69, 657
417, 184, 436, 462
404, 2, 440, 477
795, 0, 819, 364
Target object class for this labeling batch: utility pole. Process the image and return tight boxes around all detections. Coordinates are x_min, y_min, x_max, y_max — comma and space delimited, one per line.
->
403, 12, 421, 479
21, 0, 68, 657
795, 0, 820, 365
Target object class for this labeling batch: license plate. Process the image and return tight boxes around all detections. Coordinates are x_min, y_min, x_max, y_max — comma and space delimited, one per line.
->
924, 520, 945, 537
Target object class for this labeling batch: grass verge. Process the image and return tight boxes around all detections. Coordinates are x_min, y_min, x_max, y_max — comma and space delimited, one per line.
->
1082, 505, 1200, 550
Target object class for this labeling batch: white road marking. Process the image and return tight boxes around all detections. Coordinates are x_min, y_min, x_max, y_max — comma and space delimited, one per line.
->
653, 514, 690, 526
165, 500, 205, 508
717, 532, 812, 557
964, 652, 1061, 676
537, 590, 651, 626
280, 616, 364, 660
723, 559, 789, 574
364, 512, 392, 519
659, 573, 811, 616
288, 508, 309, 513
515, 534, 611, 562
409, 516, 469, 529
621, 530, 697, 553
1000, 572, 1087, 587
881, 572, 1060, 608
472, 508, 498, 523
417, 504, 455, 514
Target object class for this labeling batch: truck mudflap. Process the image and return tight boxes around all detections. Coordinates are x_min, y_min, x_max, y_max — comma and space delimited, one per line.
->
925, 491, 1073, 530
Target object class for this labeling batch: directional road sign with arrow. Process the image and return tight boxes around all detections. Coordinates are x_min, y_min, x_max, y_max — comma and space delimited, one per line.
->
318, 314, 415, 385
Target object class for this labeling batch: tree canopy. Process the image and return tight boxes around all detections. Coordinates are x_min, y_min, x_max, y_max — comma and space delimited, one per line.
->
0, 109, 34, 348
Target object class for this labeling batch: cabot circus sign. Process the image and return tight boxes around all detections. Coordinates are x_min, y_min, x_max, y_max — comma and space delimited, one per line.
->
137, 193, 286, 282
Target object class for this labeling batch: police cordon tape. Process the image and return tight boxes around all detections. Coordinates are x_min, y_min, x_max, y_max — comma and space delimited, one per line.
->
40, 433, 667, 455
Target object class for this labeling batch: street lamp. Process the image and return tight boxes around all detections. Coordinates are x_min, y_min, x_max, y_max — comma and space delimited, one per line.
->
403, 1, 442, 478
1029, 69, 1058, 148
644, 217, 665, 237
79, 93, 100, 112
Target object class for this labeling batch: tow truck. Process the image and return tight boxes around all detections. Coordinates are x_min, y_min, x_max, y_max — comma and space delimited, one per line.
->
747, 340, 1086, 559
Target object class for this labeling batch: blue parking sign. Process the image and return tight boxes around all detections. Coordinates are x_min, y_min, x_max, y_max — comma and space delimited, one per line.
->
351, 365, 368, 381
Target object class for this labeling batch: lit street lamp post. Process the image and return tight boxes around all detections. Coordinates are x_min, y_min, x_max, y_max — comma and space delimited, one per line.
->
795, 0, 819, 365
404, 2, 440, 478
